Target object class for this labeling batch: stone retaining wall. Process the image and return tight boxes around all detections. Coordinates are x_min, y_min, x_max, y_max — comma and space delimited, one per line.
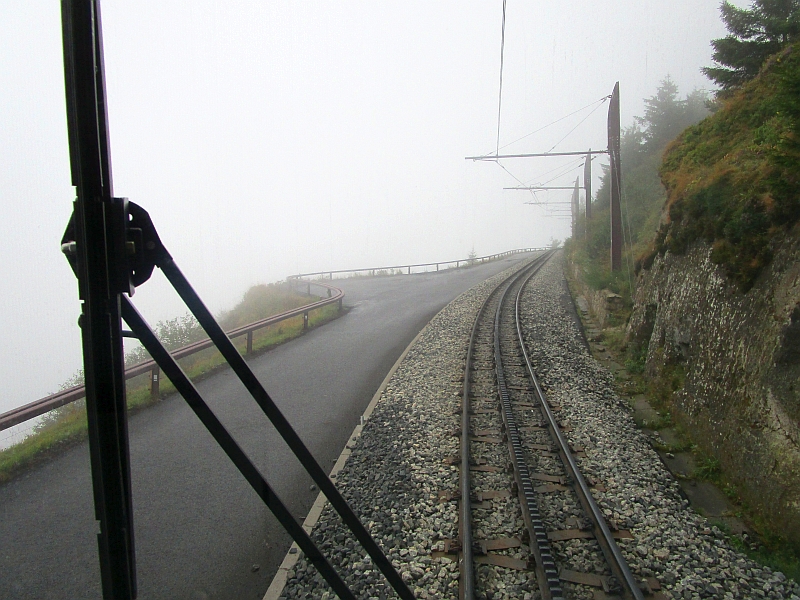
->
567, 263, 624, 328
627, 236, 800, 546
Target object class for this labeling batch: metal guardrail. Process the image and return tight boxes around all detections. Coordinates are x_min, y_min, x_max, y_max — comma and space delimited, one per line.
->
1, 247, 547, 435
289, 247, 546, 280
0, 280, 344, 434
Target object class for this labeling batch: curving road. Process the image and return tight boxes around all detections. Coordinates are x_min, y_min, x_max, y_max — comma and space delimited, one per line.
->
0, 254, 536, 599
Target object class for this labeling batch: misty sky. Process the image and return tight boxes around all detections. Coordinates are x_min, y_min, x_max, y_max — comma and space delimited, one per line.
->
1, 1, 734, 414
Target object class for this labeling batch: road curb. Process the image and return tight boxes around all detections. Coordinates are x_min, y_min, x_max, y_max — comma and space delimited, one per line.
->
263, 311, 436, 600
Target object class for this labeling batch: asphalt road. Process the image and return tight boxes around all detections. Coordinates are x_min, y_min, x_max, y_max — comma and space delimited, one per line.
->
0, 254, 536, 599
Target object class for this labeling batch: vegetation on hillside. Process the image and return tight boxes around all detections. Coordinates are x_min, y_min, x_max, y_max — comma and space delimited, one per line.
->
122, 282, 313, 368
649, 44, 800, 290
574, 2, 800, 295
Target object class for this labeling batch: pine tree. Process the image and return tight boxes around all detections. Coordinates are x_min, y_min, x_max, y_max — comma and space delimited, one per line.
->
703, 0, 800, 90
633, 77, 711, 153
636, 76, 685, 150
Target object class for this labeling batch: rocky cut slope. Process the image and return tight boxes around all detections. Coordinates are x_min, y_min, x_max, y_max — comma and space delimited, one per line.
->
629, 236, 800, 547
630, 44, 800, 548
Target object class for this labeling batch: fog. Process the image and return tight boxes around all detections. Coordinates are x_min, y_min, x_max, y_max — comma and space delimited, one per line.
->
1, 1, 732, 413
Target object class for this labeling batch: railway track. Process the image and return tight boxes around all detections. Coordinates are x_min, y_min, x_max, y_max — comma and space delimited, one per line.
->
278, 251, 797, 600
454, 252, 650, 600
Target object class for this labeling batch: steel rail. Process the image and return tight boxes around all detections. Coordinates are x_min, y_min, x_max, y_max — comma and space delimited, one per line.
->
493, 251, 562, 600
514, 261, 645, 600
0, 281, 343, 433
458, 251, 551, 599
459, 268, 484, 598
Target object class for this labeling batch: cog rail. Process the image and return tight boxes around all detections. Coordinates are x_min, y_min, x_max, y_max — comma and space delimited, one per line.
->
453, 251, 650, 599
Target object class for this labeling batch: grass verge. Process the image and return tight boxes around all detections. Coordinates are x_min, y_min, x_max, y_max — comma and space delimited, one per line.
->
0, 300, 343, 484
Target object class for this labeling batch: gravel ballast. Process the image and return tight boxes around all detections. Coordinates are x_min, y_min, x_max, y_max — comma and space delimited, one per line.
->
277, 252, 800, 600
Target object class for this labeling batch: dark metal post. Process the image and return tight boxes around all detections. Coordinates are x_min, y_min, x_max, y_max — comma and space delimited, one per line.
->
571, 177, 580, 240
608, 82, 622, 272
60, 1, 136, 597
584, 149, 592, 225
246, 331, 253, 354
303, 311, 309, 330
150, 368, 159, 402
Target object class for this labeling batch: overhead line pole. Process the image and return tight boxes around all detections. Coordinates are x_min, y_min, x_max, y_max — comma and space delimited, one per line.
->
465, 86, 619, 242
571, 177, 580, 240
608, 82, 622, 272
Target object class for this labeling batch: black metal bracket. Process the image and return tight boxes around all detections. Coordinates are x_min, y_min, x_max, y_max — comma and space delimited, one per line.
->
62, 200, 169, 295
60, 1, 413, 596
120, 298, 356, 599
116, 208, 415, 599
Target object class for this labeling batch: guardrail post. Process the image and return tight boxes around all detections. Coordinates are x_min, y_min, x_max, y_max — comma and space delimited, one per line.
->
246, 331, 253, 355
436, 263, 439, 271
456, 260, 460, 268
407, 266, 411, 275
327, 288, 332, 298
151, 367, 160, 401
303, 311, 309, 330
338, 298, 343, 311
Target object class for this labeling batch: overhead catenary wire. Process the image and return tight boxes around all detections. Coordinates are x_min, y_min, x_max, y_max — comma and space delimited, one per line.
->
480, 0, 607, 223
546, 99, 609, 153
495, 160, 542, 204
484, 95, 611, 158
504, 157, 586, 213
523, 156, 585, 186
539, 158, 586, 187
496, 161, 526, 187
495, 0, 508, 157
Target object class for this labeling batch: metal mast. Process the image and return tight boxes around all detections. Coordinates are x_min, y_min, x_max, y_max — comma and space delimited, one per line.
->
608, 82, 622, 272
584, 149, 592, 224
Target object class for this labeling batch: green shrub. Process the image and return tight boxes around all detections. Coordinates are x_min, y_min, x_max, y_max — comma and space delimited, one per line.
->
657, 45, 800, 290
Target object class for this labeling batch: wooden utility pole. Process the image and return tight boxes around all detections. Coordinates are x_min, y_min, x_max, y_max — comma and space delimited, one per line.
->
608, 82, 622, 272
